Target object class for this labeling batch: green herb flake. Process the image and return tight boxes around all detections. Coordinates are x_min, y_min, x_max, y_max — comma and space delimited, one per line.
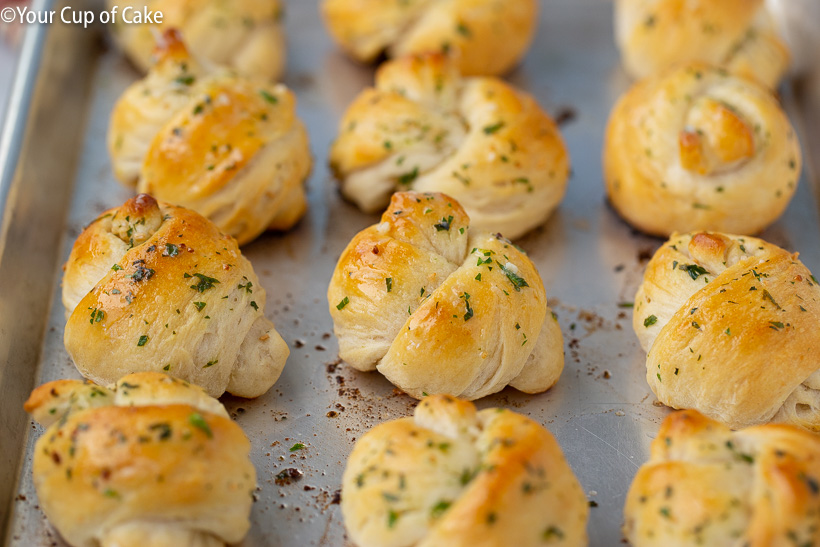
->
336, 296, 350, 310
164, 243, 179, 257
386, 277, 393, 292
259, 89, 278, 104
188, 412, 213, 438
644, 315, 658, 327
681, 264, 709, 280
189, 273, 220, 293
250, 301, 258, 311
496, 261, 528, 291
397, 167, 419, 185
149, 422, 172, 441
431, 500, 451, 518
434, 215, 454, 232
543, 525, 565, 540
193, 302, 206, 312
761, 290, 781, 309
387, 510, 399, 528
462, 292, 474, 321
483, 122, 505, 135
289, 442, 305, 452
137, 335, 149, 347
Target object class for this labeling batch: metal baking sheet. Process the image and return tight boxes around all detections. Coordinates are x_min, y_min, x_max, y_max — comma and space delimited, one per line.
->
3, 1, 820, 545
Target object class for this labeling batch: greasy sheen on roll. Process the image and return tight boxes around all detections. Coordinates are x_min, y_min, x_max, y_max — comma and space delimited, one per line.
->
327, 192, 564, 401
108, 30, 310, 245
24, 372, 256, 547
342, 395, 588, 547
624, 409, 820, 546
615, 0, 790, 88
604, 63, 800, 237
634, 231, 820, 430
108, 0, 286, 81
62, 194, 288, 398
321, 0, 537, 77
330, 53, 569, 240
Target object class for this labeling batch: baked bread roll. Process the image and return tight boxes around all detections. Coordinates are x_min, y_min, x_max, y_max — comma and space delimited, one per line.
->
327, 191, 564, 400
62, 194, 288, 398
108, 0, 285, 81
342, 395, 588, 547
615, 0, 790, 88
108, 30, 310, 245
330, 53, 569, 240
633, 231, 820, 430
624, 409, 820, 546
604, 63, 801, 237
24, 372, 255, 547
321, 0, 537, 77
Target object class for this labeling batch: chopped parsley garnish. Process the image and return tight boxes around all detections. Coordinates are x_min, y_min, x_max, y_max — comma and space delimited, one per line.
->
129, 261, 155, 282
189, 273, 220, 292
497, 261, 528, 291
204, 359, 218, 368
188, 412, 213, 438
769, 321, 784, 330
644, 315, 658, 327
237, 280, 253, 293
163, 243, 179, 257
431, 500, 452, 517
193, 302, 206, 312
762, 290, 781, 309
336, 296, 350, 310
259, 89, 278, 104
149, 422, 172, 441
175, 75, 195, 86
681, 264, 708, 280
434, 215, 454, 232
289, 442, 305, 452
397, 167, 419, 185
387, 510, 399, 528
461, 293, 474, 321
483, 122, 505, 135
137, 335, 149, 347
111, 264, 122, 271
250, 301, 258, 311
89, 308, 105, 324
543, 526, 564, 540
386, 278, 393, 292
